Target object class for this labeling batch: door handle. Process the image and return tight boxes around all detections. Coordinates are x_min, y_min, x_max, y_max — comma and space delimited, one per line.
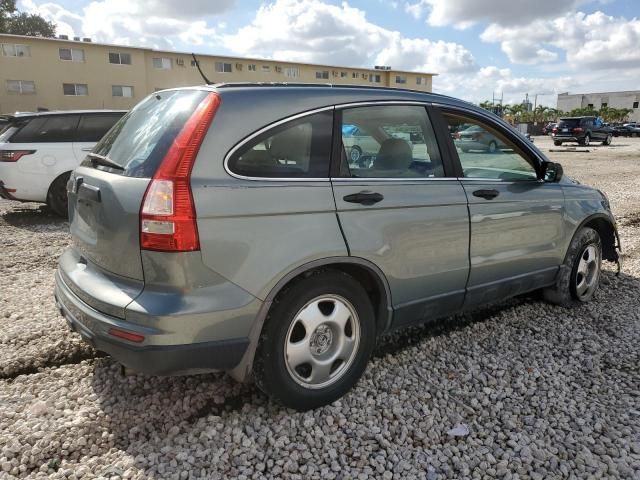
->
343, 191, 384, 206
472, 189, 500, 200
78, 183, 101, 202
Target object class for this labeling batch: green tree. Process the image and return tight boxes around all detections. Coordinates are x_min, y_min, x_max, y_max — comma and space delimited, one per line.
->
0, 0, 55, 37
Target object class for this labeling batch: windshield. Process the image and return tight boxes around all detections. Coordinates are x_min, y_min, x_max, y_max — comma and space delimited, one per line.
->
87, 89, 209, 177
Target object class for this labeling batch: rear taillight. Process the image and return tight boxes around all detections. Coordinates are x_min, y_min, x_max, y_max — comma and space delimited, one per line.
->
140, 92, 221, 252
0, 150, 35, 162
552, 128, 558, 134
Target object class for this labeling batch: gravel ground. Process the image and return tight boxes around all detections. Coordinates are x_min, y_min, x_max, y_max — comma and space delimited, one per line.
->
1, 137, 639, 479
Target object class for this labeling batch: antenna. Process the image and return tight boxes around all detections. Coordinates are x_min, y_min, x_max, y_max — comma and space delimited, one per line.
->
191, 53, 212, 85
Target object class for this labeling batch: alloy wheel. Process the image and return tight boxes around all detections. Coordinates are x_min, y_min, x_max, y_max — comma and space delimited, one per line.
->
284, 295, 360, 389
575, 245, 600, 301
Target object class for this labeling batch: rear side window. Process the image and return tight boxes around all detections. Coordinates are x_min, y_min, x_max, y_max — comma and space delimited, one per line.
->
9, 115, 80, 143
88, 89, 209, 177
76, 113, 125, 142
227, 111, 333, 178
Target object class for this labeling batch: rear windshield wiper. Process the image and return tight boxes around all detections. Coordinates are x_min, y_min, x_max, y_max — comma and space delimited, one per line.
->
87, 152, 125, 171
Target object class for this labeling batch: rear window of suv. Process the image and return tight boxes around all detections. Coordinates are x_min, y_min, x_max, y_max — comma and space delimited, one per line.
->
558, 119, 580, 128
87, 89, 209, 177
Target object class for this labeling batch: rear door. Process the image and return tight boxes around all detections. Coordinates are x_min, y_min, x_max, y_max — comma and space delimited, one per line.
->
438, 108, 565, 307
73, 112, 126, 161
332, 104, 470, 328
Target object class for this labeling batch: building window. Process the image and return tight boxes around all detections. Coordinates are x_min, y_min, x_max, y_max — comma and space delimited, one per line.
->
248, 64, 256, 71
109, 52, 131, 65
633, 101, 639, 109
369, 74, 381, 83
261, 65, 270, 72
416, 77, 423, 85
152, 57, 172, 69
285, 67, 299, 78
215, 62, 232, 73
112, 85, 134, 97
601, 102, 608, 108
587, 103, 594, 108
316, 71, 329, 80
63, 83, 88, 96
352, 72, 358, 79
340, 71, 347, 78
395, 75, 407, 84
59, 48, 85, 62
6, 80, 35, 94
1, 44, 30, 57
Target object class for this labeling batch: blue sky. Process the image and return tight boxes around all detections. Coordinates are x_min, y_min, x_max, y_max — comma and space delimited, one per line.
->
20, 0, 640, 106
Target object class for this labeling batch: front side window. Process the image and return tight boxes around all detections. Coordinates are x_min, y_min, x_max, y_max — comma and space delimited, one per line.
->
109, 52, 131, 65
6, 80, 35, 94
444, 112, 538, 181
112, 85, 134, 97
228, 111, 333, 178
340, 105, 444, 178
63, 83, 88, 96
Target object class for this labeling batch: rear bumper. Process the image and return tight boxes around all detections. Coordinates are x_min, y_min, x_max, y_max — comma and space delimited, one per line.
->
0, 180, 17, 200
552, 136, 580, 143
54, 270, 250, 375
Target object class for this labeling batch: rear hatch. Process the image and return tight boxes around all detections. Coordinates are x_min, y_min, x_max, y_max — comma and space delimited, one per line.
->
64, 88, 212, 314
556, 119, 580, 137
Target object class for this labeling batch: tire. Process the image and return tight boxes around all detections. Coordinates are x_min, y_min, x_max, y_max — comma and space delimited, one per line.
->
46, 172, 71, 218
543, 227, 602, 307
253, 270, 376, 410
602, 134, 612, 146
581, 134, 590, 146
349, 146, 362, 162
553, 140, 562, 146
487, 141, 497, 153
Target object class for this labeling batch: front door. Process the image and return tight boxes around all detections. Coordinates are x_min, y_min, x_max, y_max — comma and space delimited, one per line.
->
332, 104, 470, 328
439, 109, 565, 307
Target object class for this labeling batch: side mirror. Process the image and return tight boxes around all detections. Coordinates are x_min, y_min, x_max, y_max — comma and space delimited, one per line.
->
543, 161, 563, 183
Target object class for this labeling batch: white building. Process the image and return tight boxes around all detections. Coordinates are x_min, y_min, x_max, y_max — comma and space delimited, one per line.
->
557, 90, 640, 122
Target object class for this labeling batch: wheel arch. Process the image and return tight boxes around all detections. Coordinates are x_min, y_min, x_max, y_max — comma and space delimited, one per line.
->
46, 170, 72, 202
229, 256, 393, 382
568, 213, 620, 263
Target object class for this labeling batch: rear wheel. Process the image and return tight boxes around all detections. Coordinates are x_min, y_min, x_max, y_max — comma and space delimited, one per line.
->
47, 172, 71, 218
553, 140, 562, 146
253, 270, 375, 410
581, 134, 590, 146
487, 140, 497, 153
543, 227, 602, 307
602, 134, 612, 146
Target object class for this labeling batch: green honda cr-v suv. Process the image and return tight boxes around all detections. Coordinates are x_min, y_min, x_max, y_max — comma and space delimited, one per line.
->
54, 84, 621, 410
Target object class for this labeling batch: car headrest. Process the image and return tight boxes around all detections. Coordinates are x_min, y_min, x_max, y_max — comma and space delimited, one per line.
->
376, 138, 412, 170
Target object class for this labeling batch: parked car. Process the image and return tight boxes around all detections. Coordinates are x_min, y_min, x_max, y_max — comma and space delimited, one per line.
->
614, 124, 640, 137
54, 85, 621, 410
542, 122, 557, 135
453, 124, 506, 152
552, 117, 612, 146
0, 110, 126, 216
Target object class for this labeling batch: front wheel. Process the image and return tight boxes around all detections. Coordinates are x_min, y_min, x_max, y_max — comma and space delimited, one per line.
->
553, 140, 562, 146
543, 227, 602, 307
487, 140, 497, 153
581, 134, 591, 146
253, 270, 376, 410
602, 134, 612, 146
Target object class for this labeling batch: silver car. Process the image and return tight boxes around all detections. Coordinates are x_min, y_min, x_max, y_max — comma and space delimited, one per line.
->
54, 85, 621, 410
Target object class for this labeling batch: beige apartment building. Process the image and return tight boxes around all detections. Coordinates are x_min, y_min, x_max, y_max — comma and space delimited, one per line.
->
0, 33, 435, 114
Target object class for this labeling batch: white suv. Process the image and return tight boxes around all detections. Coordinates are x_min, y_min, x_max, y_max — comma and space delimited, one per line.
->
0, 110, 125, 216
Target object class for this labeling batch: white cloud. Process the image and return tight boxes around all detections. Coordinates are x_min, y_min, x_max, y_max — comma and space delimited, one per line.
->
404, 0, 584, 28
481, 11, 640, 70
21, 0, 231, 49
223, 0, 477, 74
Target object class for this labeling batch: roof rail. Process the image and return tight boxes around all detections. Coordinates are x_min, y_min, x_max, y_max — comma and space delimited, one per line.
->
211, 81, 442, 97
